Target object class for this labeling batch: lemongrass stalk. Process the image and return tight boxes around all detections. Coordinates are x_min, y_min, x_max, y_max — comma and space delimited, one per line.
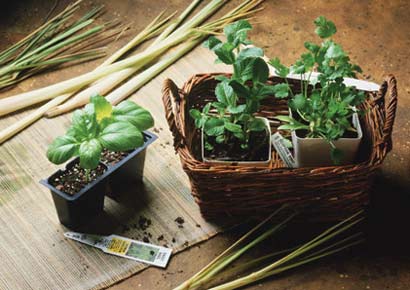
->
105, 39, 201, 105
0, 95, 72, 144
173, 206, 287, 290
0, 0, 82, 63
210, 239, 364, 290
0, 31, 189, 116
47, 0, 227, 117
44, 12, 176, 117
150, 0, 202, 47
189, 213, 296, 290
100, 10, 175, 66
209, 216, 364, 290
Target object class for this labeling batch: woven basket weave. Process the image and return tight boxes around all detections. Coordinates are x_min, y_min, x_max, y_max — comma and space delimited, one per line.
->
162, 73, 398, 222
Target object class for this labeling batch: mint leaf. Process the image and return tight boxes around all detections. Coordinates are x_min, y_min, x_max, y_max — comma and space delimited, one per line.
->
203, 36, 222, 50
237, 47, 263, 62
248, 118, 266, 131
229, 80, 250, 98
224, 20, 252, 46
224, 121, 242, 133
204, 118, 225, 136
79, 139, 102, 169
314, 16, 337, 38
252, 57, 269, 83
215, 81, 235, 105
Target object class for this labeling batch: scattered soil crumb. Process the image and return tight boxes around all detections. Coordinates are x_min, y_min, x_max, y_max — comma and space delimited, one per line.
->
143, 237, 150, 243
172, 238, 176, 243
157, 235, 164, 241
139, 216, 152, 230
175, 217, 185, 224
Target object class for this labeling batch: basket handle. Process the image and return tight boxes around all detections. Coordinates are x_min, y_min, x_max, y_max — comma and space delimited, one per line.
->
377, 74, 398, 152
162, 78, 185, 149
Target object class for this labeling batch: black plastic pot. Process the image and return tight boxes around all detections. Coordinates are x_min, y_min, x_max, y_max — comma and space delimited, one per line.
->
40, 159, 109, 230
105, 131, 157, 197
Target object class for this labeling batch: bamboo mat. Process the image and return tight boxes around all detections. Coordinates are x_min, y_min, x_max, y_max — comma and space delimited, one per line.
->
0, 45, 231, 290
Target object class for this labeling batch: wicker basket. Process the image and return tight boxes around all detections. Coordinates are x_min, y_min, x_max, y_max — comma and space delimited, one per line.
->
162, 73, 398, 222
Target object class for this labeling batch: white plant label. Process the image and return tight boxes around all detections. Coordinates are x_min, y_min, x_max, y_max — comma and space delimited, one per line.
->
65, 232, 172, 268
271, 132, 296, 168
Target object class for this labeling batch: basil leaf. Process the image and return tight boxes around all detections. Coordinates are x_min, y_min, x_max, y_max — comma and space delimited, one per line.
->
70, 109, 98, 141
90, 94, 113, 123
47, 135, 79, 164
203, 36, 222, 50
99, 122, 144, 151
79, 139, 102, 169
113, 100, 154, 131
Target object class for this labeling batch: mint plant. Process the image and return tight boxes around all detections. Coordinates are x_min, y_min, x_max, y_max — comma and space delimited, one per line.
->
47, 95, 154, 175
190, 20, 275, 155
269, 16, 365, 164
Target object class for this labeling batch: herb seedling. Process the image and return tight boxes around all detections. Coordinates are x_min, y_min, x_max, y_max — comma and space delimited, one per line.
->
47, 95, 154, 180
190, 20, 276, 159
269, 16, 365, 164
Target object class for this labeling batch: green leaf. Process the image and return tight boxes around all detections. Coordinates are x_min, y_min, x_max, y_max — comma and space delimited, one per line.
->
224, 20, 252, 46
301, 52, 315, 70
229, 80, 250, 98
99, 122, 144, 151
272, 83, 290, 98
325, 42, 345, 59
234, 57, 255, 82
237, 47, 263, 62
304, 41, 320, 54
113, 100, 154, 131
215, 135, 225, 144
274, 115, 294, 123
214, 42, 236, 64
204, 118, 225, 136
203, 36, 222, 50
227, 104, 246, 114
224, 121, 242, 133
248, 118, 266, 131
278, 124, 309, 131
215, 81, 235, 105
190, 109, 202, 120
252, 57, 269, 83
79, 139, 102, 169
268, 57, 289, 78
331, 147, 343, 165
314, 16, 337, 38
69, 109, 98, 141
290, 93, 307, 110
90, 94, 112, 123
47, 135, 79, 165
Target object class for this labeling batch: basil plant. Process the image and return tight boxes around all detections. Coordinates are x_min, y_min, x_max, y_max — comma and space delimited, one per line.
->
47, 95, 154, 170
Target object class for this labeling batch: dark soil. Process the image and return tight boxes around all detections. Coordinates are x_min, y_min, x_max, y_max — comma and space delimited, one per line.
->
205, 129, 270, 162
50, 163, 106, 196
101, 149, 130, 166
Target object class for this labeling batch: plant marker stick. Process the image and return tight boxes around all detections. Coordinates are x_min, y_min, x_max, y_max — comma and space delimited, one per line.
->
65, 232, 172, 268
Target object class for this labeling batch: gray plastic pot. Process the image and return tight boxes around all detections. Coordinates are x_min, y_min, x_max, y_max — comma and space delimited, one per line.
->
201, 117, 272, 166
291, 113, 363, 167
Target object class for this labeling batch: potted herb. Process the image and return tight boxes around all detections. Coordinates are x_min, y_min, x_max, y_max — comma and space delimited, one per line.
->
41, 95, 155, 229
269, 16, 365, 167
190, 20, 276, 165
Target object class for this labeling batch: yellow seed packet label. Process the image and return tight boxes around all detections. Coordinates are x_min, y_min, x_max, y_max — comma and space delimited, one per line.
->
106, 237, 131, 255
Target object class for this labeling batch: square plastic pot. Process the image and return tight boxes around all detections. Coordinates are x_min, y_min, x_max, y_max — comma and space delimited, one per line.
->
40, 159, 109, 230
291, 113, 363, 167
201, 117, 272, 166
105, 131, 157, 197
